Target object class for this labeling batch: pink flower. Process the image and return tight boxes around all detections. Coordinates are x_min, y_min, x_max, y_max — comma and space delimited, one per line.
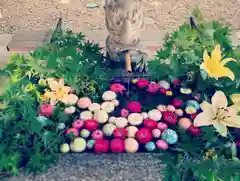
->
121, 108, 129, 117
39, 104, 54, 117
147, 82, 160, 93
172, 79, 181, 86
110, 83, 126, 93
66, 128, 79, 136
72, 120, 84, 129
159, 88, 167, 95
136, 79, 149, 89
127, 101, 141, 113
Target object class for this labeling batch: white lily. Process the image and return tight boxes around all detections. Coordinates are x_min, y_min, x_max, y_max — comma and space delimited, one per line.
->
194, 91, 240, 137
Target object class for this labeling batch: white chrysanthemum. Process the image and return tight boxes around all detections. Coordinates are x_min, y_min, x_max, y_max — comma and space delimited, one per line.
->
108, 116, 117, 123
128, 113, 143, 126
94, 110, 109, 123
80, 111, 93, 120
103, 123, 116, 136
114, 117, 128, 128
148, 109, 162, 121
102, 91, 117, 101
101, 101, 115, 113
141, 112, 148, 119
88, 103, 101, 112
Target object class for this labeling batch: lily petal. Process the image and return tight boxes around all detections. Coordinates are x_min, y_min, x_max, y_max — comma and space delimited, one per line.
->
222, 117, 240, 128
201, 101, 216, 116
211, 91, 228, 109
216, 66, 235, 81
221, 58, 236, 65
193, 112, 214, 127
211, 44, 222, 63
213, 121, 228, 137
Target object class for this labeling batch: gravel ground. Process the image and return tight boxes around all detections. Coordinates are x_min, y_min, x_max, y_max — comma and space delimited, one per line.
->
0, 0, 240, 34
4, 153, 163, 181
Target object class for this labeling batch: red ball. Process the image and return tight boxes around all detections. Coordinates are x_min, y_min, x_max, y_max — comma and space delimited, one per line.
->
188, 125, 201, 136
94, 139, 109, 153
172, 98, 183, 108
127, 101, 141, 113
113, 128, 128, 139
143, 119, 158, 129
110, 138, 125, 153
84, 119, 98, 131
135, 128, 152, 144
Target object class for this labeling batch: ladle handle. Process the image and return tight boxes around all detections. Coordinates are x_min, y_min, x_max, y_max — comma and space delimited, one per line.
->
125, 53, 132, 73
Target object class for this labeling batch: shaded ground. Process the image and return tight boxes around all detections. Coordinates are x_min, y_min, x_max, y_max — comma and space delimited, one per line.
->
0, 0, 240, 34
4, 153, 163, 181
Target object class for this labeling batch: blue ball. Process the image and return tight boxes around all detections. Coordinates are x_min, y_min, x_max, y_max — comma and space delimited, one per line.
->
161, 129, 178, 145
186, 100, 200, 110
145, 142, 156, 152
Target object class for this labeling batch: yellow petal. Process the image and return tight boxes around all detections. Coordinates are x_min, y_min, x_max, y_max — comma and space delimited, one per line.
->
213, 122, 228, 137
211, 44, 222, 63
211, 91, 228, 109
222, 117, 240, 128
213, 66, 235, 81
58, 79, 65, 87
230, 94, 240, 104
221, 58, 236, 65
193, 112, 215, 127
62, 86, 71, 93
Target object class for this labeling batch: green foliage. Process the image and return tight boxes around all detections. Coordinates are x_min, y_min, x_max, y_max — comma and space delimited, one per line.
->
148, 8, 240, 99
0, 29, 113, 177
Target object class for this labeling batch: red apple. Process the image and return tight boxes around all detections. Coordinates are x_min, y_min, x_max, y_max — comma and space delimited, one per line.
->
94, 139, 109, 153
84, 119, 98, 131
188, 125, 201, 136
143, 119, 158, 129
113, 128, 128, 139
135, 128, 152, 144
110, 138, 125, 153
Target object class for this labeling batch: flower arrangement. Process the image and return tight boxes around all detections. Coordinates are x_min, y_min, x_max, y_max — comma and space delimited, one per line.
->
0, 9, 240, 181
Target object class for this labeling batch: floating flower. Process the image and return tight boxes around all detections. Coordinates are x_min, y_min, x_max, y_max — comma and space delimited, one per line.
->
94, 110, 109, 123
88, 103, 101, 112
70, 137, 87, 153
72, 120, 84, 129
162, 111, 177, 125
101, 101, 115, 113
180, 88, 192, 95
172, 79, 181, 86
64, 106, 76, 114
158, 80, 170, 90
43, 78, 71, 104
60, 143, 70, 153
147, 82, 160, 93
185, 106, 197, 114
110, 83, 126, 93
57, 122, 66, 130
127, 101, 141, 113
126, 126, 138, 138
128, 113, 143, 126
157, 105, 167, 112
39, 104, 54, 117
77, 97, 92, 109
148, 109, 162, 121
80, 111, 93, 120
141, 112, 149, 119
103, 123, 116, 136
166, 90, 173, 96
159, 88, 167, 95
136, 79, 149, 88
172, 98, 183, 108
102, 91, 117, 101
108, 116, 117, 123
132, 79, 138, 84
121, 108, 129, 117
112, 99, 119, 107
193, 91, 240, 137
200, 44, 236, 80
166, 105, 176, 112
115, 117, 128, 128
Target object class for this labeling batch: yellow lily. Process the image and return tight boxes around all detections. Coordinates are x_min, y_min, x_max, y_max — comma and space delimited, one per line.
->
194, 91, 240, 137
200, 44, 236, 80
43, 78, 71, 104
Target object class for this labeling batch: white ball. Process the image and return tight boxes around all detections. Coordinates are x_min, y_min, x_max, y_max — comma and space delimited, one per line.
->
80, 111, 93, 120
148, 109, 162, 121
94, 110, 109, 123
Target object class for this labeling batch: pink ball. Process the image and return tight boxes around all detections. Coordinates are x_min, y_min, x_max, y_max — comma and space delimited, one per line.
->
156, 140, 168, 150
157, 122, 168, 131
72, 119, 84, 129
77, 97, 92, 109
91, 130, 104, 140
152, 129, 161, 138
